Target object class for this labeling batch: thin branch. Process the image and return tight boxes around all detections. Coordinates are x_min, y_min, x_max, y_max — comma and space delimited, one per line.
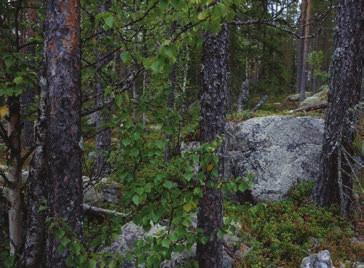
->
83, 203, 128, 217
0, 169, 14, 189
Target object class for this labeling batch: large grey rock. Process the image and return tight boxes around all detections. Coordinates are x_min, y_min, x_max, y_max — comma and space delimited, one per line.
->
224, 116, 324, 201
287, 91, 313, 102
103, 222, 145, 268
299, 86, 328, 107
105, 222, 145, 255
301, 250, 333, 268
83, 177, 122, 204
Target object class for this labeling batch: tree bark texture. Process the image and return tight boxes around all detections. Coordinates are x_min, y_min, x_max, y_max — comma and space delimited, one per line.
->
20, 1, 38, 150
297, 0, 312, 101
43, 0, 83, 266
197, 24, 229, 268
237, 79, 249, 112
313, 0, 364, 216
23, 74, 48, 267
7, 96, 23, 256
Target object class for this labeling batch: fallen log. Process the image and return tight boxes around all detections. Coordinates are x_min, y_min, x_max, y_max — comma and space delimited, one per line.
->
289, 102, 327, 113
252, 95, 268, 112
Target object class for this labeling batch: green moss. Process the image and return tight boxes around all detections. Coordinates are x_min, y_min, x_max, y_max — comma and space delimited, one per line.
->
226, 182, 359, 268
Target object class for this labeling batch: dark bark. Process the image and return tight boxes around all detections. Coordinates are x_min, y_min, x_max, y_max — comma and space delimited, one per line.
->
297, 0, 311, 101
43, 0, 83, 266
313, 0, 364, 216
20, 91, 34, 149
197, 24, 229, 268
20, 2, 38, 150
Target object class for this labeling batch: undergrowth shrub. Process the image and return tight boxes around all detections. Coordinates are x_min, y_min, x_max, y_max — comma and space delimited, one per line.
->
227, 182, 359, 268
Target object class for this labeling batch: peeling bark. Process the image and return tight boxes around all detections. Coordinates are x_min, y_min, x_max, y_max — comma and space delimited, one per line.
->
7, 96, 23, 256
23, 76, 48, 268
43, 0, 83, 266
197, 24, 229, 268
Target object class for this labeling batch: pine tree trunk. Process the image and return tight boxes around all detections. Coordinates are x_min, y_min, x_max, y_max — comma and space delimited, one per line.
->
297, 0, 311, 101
313, 0, 364, 216
20, 1, 38, 150
197, 23, 229, 268
43, 0, 83, 266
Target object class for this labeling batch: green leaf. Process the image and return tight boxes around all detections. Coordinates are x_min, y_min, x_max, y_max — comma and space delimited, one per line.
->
160, 0, 169, 9
161, 239, 170, 248
150, 58, 164, 73
104, 15, 114, 28
160, 46, 177, 63
170, 232, 178, 242
13, 76, 23, 85
88, 259, 97, 268
132, 132, 141, 141
238, 182, 249, 192
163, 180, 175, 189
55, 229, 65, 239
132, 195, 140, 205
122, 139, 131, 146
120, 52, 131, 64
183, 201, 196, 212
155, 140, 165, 149
197, 10, 208, 21
130, 148, 139, 157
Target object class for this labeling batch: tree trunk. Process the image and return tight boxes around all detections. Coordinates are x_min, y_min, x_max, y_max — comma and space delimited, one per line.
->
94, 82, 112, 177
197, 23, 229, 268
23, 79, 48, 267
313, 0, 364, 216
20, 1, 38, 150
43, 0, 83, 266
297, 0, 312, 101
94, 1, 112, 178
7, 96, 23, 256
237, 79, 249, 112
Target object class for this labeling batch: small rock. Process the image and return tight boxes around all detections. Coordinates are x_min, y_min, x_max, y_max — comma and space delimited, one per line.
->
299, 86, 328, 107
300, 250, 333, 268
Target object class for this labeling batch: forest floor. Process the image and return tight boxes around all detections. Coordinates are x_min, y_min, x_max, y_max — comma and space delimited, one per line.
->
1, 91, 363, 267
